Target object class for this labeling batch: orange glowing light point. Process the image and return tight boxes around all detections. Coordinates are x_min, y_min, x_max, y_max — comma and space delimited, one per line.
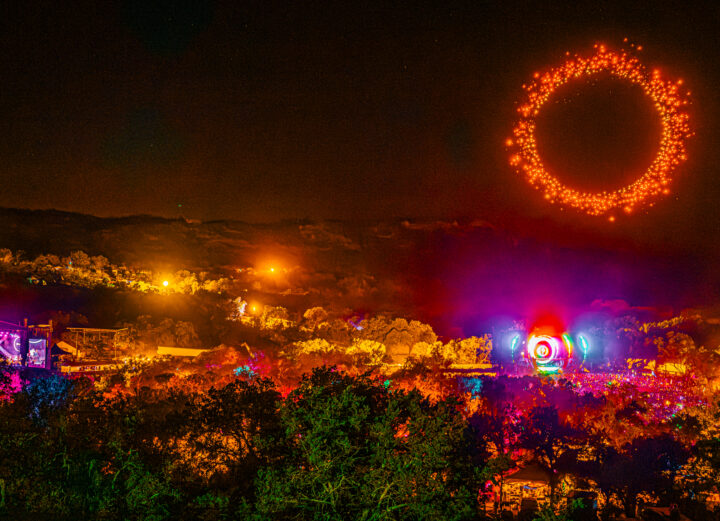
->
162, 280, 169, 287
507, 44, 692, 217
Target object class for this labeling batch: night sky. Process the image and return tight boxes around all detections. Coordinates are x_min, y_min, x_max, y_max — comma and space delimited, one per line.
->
1, 1, 719, 254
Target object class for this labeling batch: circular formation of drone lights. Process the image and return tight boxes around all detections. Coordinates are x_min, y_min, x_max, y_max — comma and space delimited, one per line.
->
507, 43, 692, 217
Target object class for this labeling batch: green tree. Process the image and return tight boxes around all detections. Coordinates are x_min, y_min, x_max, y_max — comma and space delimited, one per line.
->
518, 406, 581, 506
302, 307, 329, 332
594, 435, 689, 517
182, 377, 284, 500
532, 499, 587, 521
254, 367, 480, 521
174, 321, 200, 347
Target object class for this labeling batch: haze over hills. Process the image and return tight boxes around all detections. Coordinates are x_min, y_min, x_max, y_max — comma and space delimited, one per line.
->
0, 206, 715, 338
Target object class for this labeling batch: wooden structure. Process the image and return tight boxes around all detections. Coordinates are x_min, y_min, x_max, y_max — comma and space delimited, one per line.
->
66, 327, 128, 360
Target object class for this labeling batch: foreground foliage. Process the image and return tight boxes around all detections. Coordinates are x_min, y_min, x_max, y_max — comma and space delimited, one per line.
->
1, 361, 719, 520
0, 367, 482, 521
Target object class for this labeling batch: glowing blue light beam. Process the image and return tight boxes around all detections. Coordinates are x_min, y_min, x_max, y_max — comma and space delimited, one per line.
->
510, 334, 520, 360
578, 334, 589, 360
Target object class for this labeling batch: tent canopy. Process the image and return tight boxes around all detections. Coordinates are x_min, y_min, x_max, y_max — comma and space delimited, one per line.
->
51, 343, 73, 356
506, 463, 551, 484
